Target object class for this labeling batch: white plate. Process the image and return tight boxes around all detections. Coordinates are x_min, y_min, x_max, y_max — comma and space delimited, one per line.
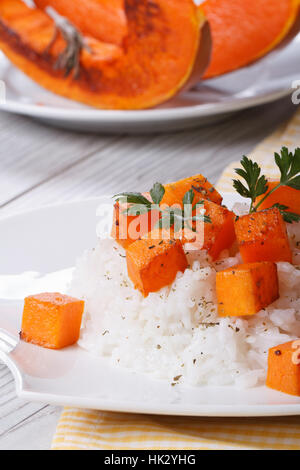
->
0, 33, 299, 134
1, 197, 300, 417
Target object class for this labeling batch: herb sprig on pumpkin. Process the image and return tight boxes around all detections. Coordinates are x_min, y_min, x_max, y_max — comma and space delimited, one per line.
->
114, 182, 212, 233
233, 147, 300, 223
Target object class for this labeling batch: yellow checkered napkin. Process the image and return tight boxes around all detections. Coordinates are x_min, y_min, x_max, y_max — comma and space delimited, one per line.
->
52, 409, 300, 450
52, 108, 300, 451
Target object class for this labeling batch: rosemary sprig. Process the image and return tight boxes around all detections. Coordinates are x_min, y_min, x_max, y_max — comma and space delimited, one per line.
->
114, 182, 211, 233
233, 147, 300, 223
45, 7, 90, 79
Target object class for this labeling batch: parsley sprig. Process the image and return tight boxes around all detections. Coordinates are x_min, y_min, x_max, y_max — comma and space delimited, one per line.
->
233, 156, 268, 213
233, 147, 300, 223
114, 182, 211, 233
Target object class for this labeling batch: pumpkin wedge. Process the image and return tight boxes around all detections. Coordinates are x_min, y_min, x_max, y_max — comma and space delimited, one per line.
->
202, 0, 300, 78
34, 0, 128, 46
0, 0, 211, 109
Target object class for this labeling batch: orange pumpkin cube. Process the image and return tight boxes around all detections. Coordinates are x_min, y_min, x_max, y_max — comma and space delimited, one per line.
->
182, 199, 236, 260
162, 174, 223, 207
216, 262, 279, 317
203, 200, 236, 260
126, 230, 188, 297
266, 340, 300, 396
255, 181, 300, 216
21, 293, 84, 349
234, 207, 292, 264
111, 193, 160, 250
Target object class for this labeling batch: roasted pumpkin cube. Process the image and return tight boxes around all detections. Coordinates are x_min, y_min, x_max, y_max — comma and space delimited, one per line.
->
111, 197, 160, 250
266, 340, 300, 396
21, 293, 84, 349
162, 174, 223, 207
255, 181, 300, 216
126, 230, 188, 297
234, 207, 292, 264
182, 199, 236, 260
216, 262, 279, 317
203, 200, 235, 259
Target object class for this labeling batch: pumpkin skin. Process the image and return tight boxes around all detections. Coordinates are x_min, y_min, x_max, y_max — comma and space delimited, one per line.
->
0, 0, 211, 110
202, 0, 300, 78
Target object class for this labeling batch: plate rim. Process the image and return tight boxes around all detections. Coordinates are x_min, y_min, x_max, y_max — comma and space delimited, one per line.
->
0, 88, 292, 122
1, 348, 300, 417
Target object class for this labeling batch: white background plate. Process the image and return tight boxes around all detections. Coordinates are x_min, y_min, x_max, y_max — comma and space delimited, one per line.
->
0, 33, 299, 133
0, 197, 300, 417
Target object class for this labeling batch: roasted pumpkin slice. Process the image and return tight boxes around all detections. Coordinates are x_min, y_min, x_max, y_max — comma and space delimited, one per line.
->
202, 0, 300, 78
34, 0, 128, 46
0, 0, 211, 109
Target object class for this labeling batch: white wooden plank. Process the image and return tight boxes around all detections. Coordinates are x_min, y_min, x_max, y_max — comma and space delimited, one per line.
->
0, 378, 14, 394
0, 406, 60, 450
0, 111, 120, 208
0, 369, 11, 381
0, 363, 60, 449
0, 98, 296, 216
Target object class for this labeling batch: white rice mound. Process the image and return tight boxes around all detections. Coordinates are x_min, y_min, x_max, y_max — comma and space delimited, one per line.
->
70, 217, 300, 389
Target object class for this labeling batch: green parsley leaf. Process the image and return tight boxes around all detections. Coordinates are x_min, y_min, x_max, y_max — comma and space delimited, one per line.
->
124, 204, 150, 216
114, 192, 152, 207
250, 147, 300, 216
275, 147, 300, 190
233, 156, 268, 210
150, 182, 165, 205
192, 200, 204, 211
272, 203, 300, 224
182, 189, 195, 206
157, 213, 175, 230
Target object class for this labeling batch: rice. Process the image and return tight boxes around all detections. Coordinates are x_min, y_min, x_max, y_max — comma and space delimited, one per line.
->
69, 221, 300, 389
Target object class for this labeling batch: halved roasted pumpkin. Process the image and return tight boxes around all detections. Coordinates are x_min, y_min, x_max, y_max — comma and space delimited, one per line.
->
0, 0, 211, 109
202, 0, 300, 78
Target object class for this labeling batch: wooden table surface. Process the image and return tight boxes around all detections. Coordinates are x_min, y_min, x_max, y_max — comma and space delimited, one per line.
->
0, 97, 297, 449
